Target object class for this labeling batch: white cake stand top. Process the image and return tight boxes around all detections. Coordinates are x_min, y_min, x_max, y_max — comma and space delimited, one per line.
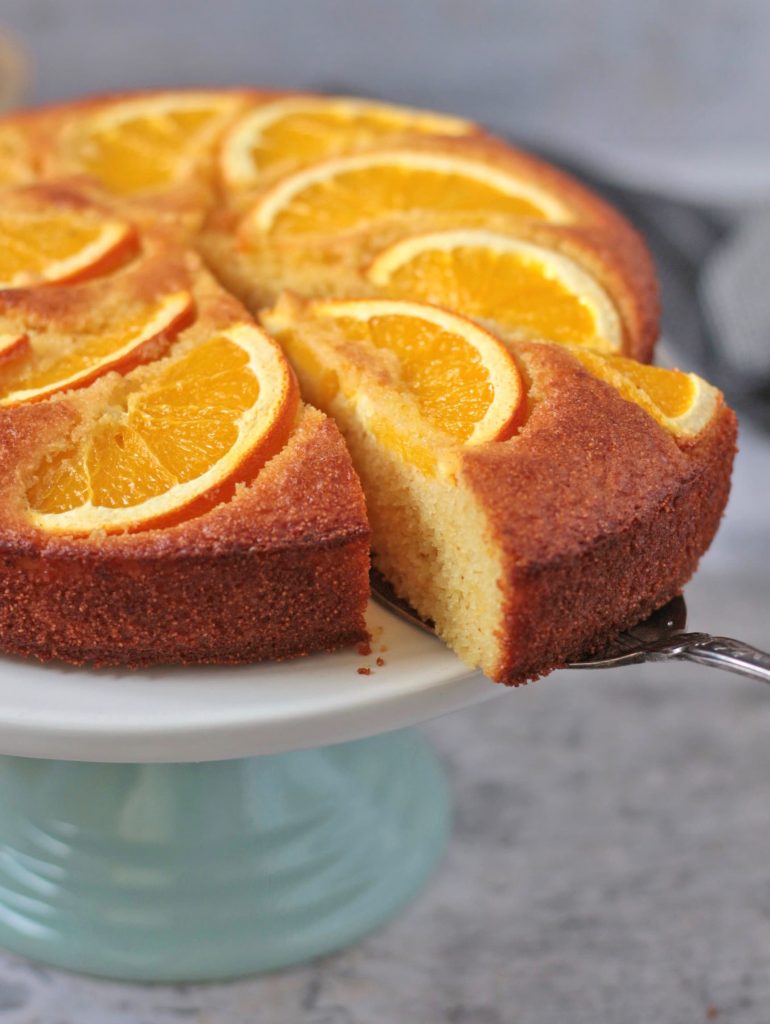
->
0, 602, 499, 762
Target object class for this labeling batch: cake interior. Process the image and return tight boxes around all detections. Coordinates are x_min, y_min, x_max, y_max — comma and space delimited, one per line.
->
264, 301, 508, 678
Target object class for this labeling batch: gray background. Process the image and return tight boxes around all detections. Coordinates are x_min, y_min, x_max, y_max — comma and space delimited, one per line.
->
1, 2, 769, 1021
5, 0, 770, 201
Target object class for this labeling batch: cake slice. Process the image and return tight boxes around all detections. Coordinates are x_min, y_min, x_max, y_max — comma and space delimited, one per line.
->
263, 295, 736, 684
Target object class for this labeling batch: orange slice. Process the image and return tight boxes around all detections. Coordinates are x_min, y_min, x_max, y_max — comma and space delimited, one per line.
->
27, 323, 297, 534
220, 96, 475, 187
0, 290, 194, 407
0, 201, 136, 289
265, 297, 522, 479
307, 299, 521, 443
56, 92, 246, 195
571, 349, 719, 438
368, 229, 622, 353
245, 150, 570, 239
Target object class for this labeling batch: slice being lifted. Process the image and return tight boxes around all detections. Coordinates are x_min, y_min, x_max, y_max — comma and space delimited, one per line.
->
263, 293, 734, 684
368, 229, 624, 354
220, 95, 475, 187
27, 322, 298, 534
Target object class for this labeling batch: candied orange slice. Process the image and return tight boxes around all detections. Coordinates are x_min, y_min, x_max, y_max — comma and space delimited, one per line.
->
56, 92, 245, 195
571, 349, 719, 438
0, 202, 136, 289
0, 290, 193, 407
27, 323, 297, 533
368, 229, 622, 353
245, 150, 569, 238
220, 96, 475, 186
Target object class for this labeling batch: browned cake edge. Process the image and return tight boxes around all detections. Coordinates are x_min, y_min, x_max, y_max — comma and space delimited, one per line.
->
461, 343, 738, 685
0, 398, 371, 668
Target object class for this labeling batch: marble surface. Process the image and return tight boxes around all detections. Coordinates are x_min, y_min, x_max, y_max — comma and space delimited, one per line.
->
0, 426, 766, 1023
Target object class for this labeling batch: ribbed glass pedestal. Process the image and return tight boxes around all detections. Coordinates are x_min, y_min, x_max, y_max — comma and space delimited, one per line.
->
0, 729, 449, 981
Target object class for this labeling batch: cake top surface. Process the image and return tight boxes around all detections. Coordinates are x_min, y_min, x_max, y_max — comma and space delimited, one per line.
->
0, 88, 727, 559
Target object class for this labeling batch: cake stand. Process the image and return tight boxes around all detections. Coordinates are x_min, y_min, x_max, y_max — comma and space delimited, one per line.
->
0, 602, 499, 982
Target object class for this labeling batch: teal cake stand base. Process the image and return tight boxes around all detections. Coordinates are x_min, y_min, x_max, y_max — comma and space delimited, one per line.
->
0, 729, 449, 982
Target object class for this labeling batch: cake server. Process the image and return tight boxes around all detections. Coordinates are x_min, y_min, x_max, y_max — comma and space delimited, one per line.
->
370, 571, 770, 684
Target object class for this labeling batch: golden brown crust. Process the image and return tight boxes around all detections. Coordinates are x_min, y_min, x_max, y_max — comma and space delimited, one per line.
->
0, 404, 370, 666
462, 342, 737, 684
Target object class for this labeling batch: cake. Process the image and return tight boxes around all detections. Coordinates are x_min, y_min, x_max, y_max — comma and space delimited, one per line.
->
0, 89, 736, 682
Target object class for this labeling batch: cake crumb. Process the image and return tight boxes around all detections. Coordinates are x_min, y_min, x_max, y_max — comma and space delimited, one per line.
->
357, 666, 372, 676
376, 656, 385, 667
357, 641, 372, 656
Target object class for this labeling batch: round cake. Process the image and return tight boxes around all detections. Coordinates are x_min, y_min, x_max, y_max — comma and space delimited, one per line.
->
0, 89, 736, 682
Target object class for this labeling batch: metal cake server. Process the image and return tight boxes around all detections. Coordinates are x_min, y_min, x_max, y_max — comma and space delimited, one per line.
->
370, 571, 770, 684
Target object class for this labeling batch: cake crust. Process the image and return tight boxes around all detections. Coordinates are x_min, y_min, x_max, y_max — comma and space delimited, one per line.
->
462, 342, 737, 684
0, 402, 370, 666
